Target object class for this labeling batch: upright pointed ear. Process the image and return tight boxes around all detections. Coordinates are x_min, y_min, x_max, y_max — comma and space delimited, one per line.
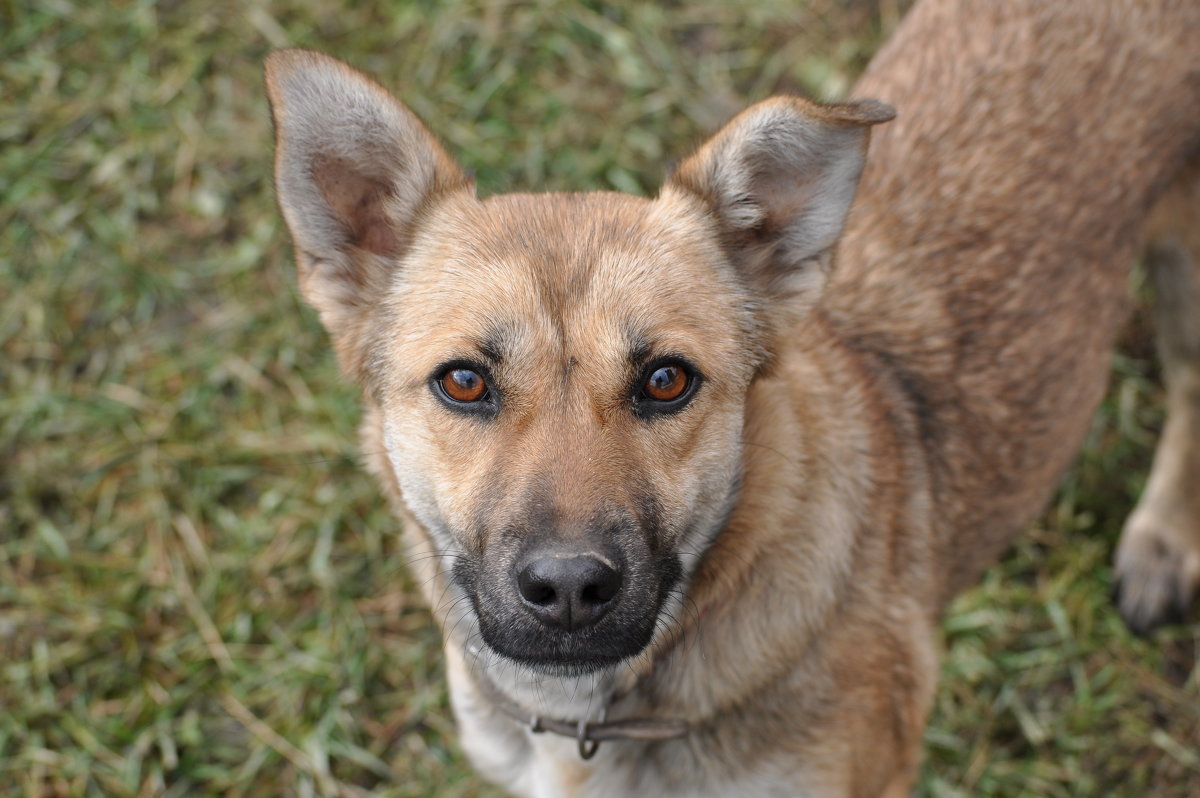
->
265, 49, 471, 375
663, 96, 893, 314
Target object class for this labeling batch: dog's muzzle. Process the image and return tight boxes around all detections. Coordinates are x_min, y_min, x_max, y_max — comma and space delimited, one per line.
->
455, 534, 681, 674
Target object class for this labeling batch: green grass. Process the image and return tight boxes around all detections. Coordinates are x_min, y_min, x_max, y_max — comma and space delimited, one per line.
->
2, 1, 1196, 795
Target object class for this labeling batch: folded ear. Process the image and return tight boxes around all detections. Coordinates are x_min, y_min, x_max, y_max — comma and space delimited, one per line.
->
265, 49, 471, 374
663, 96, 893, 313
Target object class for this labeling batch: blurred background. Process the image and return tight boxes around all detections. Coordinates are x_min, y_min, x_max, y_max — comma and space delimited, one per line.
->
2, 1, 1196, 795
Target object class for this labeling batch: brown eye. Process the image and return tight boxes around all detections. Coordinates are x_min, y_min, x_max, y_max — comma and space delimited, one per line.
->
643, 364, 688, 402
441, 368, 487, 402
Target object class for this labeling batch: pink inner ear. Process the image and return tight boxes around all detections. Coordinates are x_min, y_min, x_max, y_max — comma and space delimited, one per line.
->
313, 155, 401, 258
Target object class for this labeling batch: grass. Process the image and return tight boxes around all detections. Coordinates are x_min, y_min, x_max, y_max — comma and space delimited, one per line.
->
2, 0, 1196, 795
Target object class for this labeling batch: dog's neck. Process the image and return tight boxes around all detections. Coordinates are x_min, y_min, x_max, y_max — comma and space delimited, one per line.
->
468, 647, 691, 760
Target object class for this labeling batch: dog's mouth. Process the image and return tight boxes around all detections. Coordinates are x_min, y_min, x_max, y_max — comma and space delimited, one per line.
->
452, 548, 682, 675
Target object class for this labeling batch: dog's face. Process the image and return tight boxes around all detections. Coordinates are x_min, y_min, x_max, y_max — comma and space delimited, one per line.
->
265, 50, 890, 673
374, 191, 756, 670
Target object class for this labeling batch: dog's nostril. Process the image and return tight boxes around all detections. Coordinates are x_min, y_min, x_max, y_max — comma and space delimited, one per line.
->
580, 571, 620, 606
517, 571, 557, 606
515, 554, 623, 631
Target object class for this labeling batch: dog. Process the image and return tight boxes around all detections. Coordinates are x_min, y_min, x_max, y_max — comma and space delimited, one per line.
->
264, 0, 1200, 794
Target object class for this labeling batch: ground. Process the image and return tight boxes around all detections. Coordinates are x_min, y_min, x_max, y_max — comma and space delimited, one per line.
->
2, 1, 1197, 795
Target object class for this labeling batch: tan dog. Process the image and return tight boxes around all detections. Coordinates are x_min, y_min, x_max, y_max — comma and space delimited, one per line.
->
265, 1, 1200, 794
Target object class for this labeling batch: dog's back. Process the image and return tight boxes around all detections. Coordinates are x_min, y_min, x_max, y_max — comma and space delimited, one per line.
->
829, 0, 1200, 600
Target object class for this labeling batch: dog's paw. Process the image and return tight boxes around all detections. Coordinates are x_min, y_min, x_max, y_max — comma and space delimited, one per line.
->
1113, 516, 1200, 635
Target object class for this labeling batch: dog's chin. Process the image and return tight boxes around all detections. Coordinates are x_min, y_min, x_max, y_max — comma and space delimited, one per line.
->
480, 628, 657, 672
492, 650, 628, 678
475, 613, 659, 676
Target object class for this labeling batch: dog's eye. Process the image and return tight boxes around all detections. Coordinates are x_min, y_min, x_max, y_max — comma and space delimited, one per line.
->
634, 359, 699, 418
441, 368, 488, 403
644, 364, 689, 402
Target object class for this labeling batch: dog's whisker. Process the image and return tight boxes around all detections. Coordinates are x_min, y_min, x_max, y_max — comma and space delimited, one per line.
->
437, 595, 475, 634
440, 594, 474, 627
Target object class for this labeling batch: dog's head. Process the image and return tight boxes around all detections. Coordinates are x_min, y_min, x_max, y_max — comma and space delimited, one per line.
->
266, 50, 891, 674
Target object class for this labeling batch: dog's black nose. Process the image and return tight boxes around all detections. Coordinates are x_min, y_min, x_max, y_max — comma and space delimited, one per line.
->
516, 554, 622, 631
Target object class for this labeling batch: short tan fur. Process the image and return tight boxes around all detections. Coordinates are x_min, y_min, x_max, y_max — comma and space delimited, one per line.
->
266, 2, 1200, 794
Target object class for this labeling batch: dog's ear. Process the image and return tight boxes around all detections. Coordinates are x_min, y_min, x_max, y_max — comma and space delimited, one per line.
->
265, 49, 471, 376
663, 96, 893, 314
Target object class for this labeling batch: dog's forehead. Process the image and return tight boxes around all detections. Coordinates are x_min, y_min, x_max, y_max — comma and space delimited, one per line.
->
450, 191, 719, 298
387, 191, 750, 371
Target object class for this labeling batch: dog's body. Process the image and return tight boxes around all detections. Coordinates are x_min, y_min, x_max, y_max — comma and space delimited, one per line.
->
266, 1, 1200, 795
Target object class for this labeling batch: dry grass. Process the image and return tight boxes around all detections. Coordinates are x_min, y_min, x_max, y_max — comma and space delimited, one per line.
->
2, 1, 1196, 795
